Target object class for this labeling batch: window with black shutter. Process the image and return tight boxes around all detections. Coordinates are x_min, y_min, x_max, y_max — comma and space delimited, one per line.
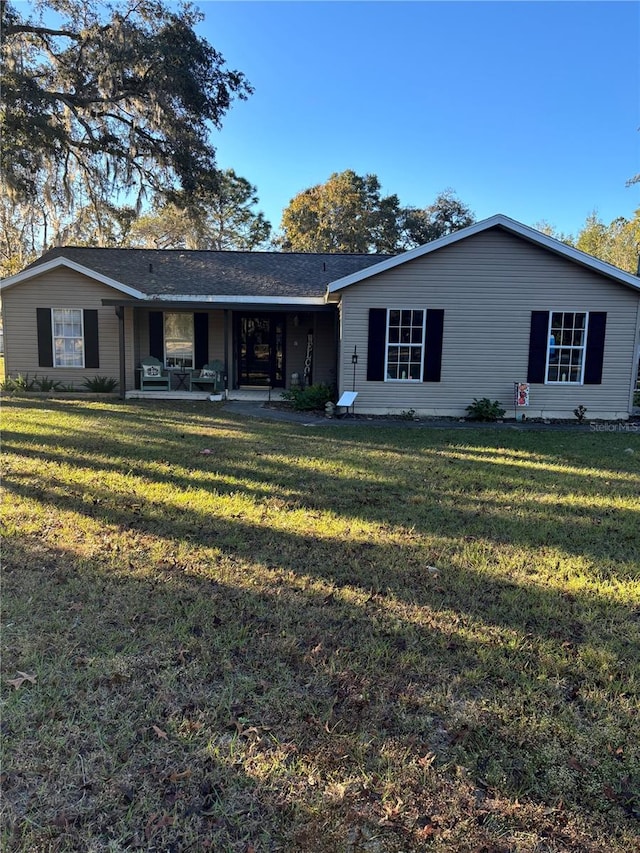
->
367, 307, 444, 382
527, 310, 606, 385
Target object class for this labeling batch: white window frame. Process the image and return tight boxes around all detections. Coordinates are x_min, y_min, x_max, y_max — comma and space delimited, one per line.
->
52, 308, 85, 368
545, 310, 589, 385
384, 308, 426, 382
164, 312, 194, 369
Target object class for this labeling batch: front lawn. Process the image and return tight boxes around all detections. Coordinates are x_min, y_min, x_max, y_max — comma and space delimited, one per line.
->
1, 399, 639, 852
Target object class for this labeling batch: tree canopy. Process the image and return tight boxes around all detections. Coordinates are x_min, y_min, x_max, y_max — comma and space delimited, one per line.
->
127, 170, 272, 250
1, 0, 251, 209
278, 171, 475, 253
574, 210, 640, 274
399, 190, 477, 248
535, 210, 640, 275
0, 169, 272, 276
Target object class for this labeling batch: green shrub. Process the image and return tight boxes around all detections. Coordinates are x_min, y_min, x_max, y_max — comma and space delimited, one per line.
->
1, 373, 37, 392
398, 408, 417, 420
466, 397, 506, 421
282, 383, 334, 411
82, 375, 119, 393
34, 376, 65, 391
573, 405, 587, 423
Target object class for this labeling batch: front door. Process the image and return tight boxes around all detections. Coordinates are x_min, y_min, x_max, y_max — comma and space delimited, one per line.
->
236, 314, 285, 387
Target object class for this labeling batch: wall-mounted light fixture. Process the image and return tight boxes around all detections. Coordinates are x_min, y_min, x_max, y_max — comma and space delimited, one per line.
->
351, 346, 358, 392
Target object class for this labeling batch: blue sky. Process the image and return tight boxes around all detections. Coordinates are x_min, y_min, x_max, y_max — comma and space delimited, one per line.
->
196, 0, 639, 238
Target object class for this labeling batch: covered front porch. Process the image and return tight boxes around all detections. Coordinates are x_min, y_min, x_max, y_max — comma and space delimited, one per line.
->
106, 297, 338, 398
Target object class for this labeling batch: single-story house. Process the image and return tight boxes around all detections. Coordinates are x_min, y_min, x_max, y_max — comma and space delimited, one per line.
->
2, 214, 639, 419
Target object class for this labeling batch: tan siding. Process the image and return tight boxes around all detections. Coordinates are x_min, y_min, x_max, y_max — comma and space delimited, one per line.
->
285, 312, 312, 386
2, 268, 127, 390
284, 312, 336, 388
339, 229, 640, 418
209, 311, 225, 362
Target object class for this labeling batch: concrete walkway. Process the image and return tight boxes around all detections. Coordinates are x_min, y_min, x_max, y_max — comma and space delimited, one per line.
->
222, 400, 640, 432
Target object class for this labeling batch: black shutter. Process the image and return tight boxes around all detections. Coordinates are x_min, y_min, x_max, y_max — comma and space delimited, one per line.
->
527, 311, 549, 383
584, 312, 607, 385
37, 308, 53, 367
366, 308, 387, 381
149, 311, 164, 361
423, 309, 444, 382
83, 309, 99, 368
194, 312, 209, 369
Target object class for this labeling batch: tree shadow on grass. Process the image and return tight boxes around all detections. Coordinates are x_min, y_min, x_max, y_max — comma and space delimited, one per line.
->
2, 534, 639, 853
3, 400, 639, 848
4, 428, 639, 576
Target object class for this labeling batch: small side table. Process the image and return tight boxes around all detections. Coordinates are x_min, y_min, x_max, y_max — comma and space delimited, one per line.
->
171, 370, 191, 390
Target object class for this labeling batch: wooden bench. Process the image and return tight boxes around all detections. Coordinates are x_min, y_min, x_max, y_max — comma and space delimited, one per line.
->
138, 356, 171, 390
190, 360, 225, 393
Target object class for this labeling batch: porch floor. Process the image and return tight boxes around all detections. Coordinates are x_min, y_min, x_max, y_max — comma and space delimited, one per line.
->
125, 388, 287, 402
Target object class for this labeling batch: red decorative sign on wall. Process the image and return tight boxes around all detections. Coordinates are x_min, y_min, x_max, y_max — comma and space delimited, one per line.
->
515, 382, 530, 407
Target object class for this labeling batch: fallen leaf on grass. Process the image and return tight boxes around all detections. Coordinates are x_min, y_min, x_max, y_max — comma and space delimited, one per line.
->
416, 821, 436, 839
567, 756, 585, 773
145, 812, 174, 841
418, 752, 436, 769
152, 725, 168, 740
7, 672, 37, 690
168, 769, 192, 783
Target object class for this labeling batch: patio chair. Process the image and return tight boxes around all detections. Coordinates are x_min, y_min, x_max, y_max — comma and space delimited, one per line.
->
190, 360, 225, 393
138, 356, 171, 390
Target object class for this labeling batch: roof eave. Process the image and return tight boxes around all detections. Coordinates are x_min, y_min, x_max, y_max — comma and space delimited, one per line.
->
0, 256, 147, 299
145, 294, 327, 305
101, 296, 333, 311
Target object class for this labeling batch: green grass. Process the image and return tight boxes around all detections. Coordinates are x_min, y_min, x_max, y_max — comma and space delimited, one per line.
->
1, 398, 639, 852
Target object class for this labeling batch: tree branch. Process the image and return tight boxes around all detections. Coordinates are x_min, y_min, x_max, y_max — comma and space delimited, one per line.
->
5, 24, 81, 39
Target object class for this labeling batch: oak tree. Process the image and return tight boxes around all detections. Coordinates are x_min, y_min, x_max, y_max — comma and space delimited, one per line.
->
279, 171, 474, 253
1, 0, 251, 208
279, 170, 402, 253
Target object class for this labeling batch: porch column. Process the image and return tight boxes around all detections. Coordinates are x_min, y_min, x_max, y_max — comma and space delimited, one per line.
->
223, 308, 230, 393
115, 305, 126, 400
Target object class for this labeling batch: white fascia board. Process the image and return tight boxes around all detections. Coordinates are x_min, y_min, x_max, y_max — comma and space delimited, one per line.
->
327, 214, 640, 294
149, 294, 326, 305
0, 256, 147, 299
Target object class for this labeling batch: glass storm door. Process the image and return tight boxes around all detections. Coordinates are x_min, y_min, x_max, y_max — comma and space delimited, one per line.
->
237, 315, 285, 387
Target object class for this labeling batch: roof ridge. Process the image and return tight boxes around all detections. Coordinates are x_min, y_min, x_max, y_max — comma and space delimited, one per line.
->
41, 246, 393, 259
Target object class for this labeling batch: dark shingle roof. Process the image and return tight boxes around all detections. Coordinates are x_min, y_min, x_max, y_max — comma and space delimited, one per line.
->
29, 247, 392, 298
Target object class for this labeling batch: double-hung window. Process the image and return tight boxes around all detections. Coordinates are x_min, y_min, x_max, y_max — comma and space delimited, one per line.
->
164, 313, 194, 369
386, 309, 425, 380
52, 309, 84, 367
546, 311, 588, 383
